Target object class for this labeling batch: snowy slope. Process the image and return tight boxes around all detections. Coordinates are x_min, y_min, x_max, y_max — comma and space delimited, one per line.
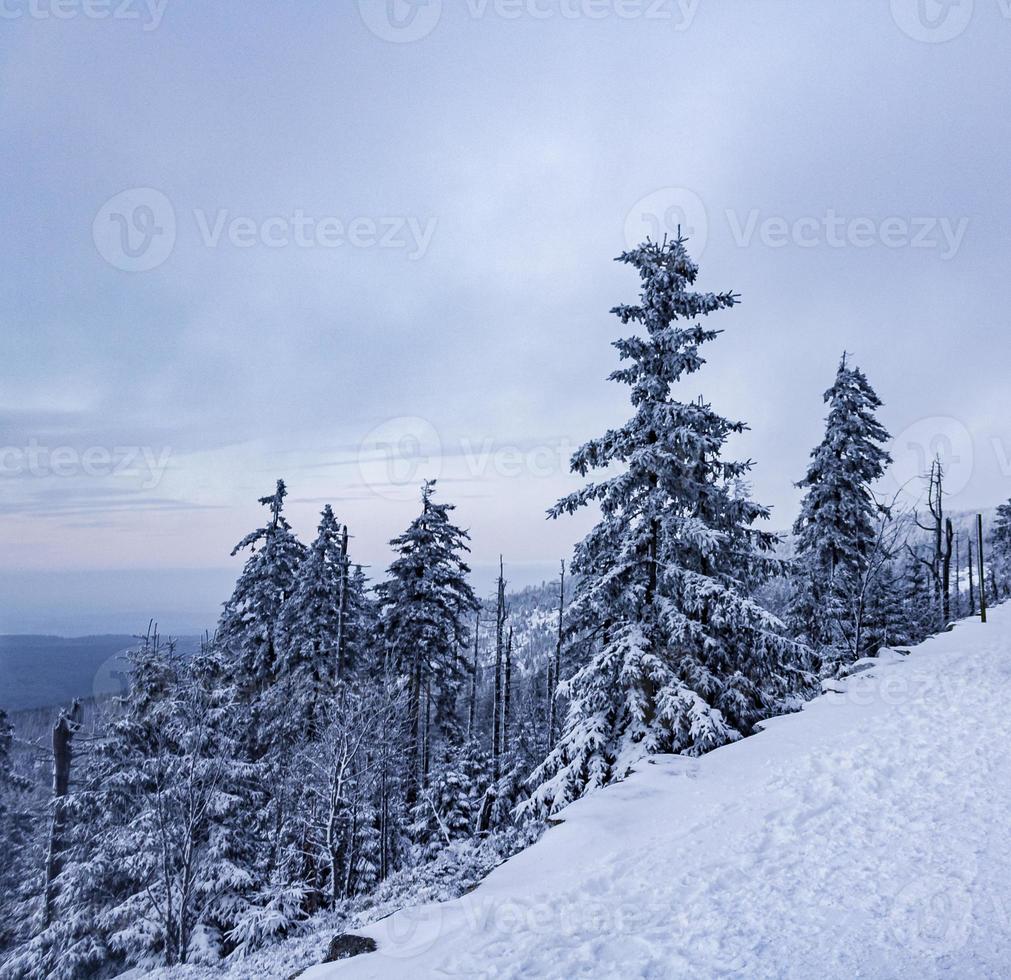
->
305, 604, 1011, 980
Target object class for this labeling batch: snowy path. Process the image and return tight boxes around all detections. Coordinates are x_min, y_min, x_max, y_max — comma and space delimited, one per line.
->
305, 606, 1011, 979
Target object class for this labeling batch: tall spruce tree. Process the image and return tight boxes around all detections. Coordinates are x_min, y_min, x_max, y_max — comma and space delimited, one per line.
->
274, 505, 346, 738
992, 500, 1011, 594
378, 481, 479, 806
217, 480, 306, 692
790, 355, 892, 665
525, 236, 810, 817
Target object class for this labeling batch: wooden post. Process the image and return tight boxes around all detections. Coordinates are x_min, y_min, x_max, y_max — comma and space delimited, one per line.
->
977, 514, 987, 624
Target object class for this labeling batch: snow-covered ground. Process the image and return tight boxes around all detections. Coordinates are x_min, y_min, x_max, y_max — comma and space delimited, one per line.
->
306, 604, 1011, 979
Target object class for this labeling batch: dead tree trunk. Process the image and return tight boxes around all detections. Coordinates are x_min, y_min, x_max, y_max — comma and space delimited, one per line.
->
503, 627, 513, 757
335, 524, 350, 680
910, 458, 947, 630
45, 700, 83, 925
942, 518, 954, 624
405, 662, 422, 811
492, 557, 506, 780
548, 560, 565, 750
468, 611, 479, 741
954, 531, 962, 618
422, 677, 431, 785
978, 514, 988, 624
968, 535, 976, 616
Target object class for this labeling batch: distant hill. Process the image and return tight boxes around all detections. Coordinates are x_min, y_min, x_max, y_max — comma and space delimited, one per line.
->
0, 634, 200, 713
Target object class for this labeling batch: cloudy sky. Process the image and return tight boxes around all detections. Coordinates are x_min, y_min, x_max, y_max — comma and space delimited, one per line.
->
2, 0, 1009, 633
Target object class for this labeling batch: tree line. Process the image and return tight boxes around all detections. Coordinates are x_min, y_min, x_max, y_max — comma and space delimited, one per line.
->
2, 235, 1010, 977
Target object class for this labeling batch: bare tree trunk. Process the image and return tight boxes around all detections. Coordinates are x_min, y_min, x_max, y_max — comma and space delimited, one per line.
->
45, 700, 82, 925
468, 612, 479, 741
968, 535, 976, 616
422, 678, 431, 785
492, 557, 506, 779
978, 514, 989, 624
335, 524, 350, 680
406, 662, 422, 810
379, 748, 389, 881
503, 627, 513, 758
343, 800, 359, 900
942, 518, 954, 624
954, 531, 961, 618
645, 429, 659, 606
548, 560, 565, 750
910, 458, 946, 630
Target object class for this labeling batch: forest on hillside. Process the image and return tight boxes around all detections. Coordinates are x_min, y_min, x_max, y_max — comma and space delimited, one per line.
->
2, 238, 1010, 979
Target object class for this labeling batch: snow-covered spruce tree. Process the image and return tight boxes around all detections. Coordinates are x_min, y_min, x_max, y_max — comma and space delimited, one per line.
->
340, 563, 380, 679
217, 480, 306, 696
273, 505, 346, 739
254, 511, 383, 920
98, 646, 259, 969
524, 236, 811, 817
409, 739, 491, 863
992, 499, 1011, 594
377, 481, 479, 809
0, 709, 33, 959
790, 355, 892, 668
1, 640, 257, 978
